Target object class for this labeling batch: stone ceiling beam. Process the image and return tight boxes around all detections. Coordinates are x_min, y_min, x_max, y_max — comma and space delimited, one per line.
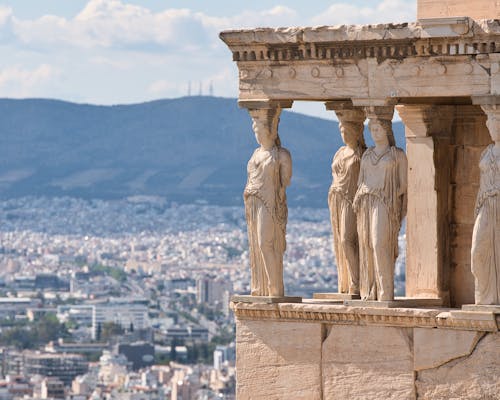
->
237, 99, 293, 110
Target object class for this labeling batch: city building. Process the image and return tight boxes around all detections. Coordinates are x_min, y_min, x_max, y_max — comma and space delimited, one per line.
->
117, 342, 155, 371
34, 274, 70, 292
23, 351, 88, 386
163, 326, 209, 343
196, 275, 232, 306
91, 304, 148, 340
213, 345, 235, 371
57, 305, 94, 327
0, 298, 39, 319
40, 377, 65, 399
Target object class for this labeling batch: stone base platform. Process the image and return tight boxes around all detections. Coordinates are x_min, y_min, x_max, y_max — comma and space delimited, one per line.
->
462, 304, 500, 313
231, 295, 302, 304
344, 297, 444, 308
313, 292, 360, 300
232, 301, 500, 399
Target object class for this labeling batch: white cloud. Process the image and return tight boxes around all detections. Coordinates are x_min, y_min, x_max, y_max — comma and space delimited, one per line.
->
0, 0, 419, 108
311, 0, 416, 26
0, 6, 12, 25
6, 1, 302, 52
11, 0, 212, 51
0, 64, 59, 97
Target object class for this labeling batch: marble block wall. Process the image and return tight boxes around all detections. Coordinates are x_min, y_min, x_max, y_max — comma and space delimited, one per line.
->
233, 303, 500, 400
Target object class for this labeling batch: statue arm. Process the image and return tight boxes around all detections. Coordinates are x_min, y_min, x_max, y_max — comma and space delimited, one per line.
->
397, 149, 408, 219
279, 148, 292, 188
357, 154, 366, 187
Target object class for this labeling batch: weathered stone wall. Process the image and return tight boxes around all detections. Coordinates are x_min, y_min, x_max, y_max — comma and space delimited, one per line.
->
233, 303, 500, 400
418, 0, 500, 21
449, 105, 491, 307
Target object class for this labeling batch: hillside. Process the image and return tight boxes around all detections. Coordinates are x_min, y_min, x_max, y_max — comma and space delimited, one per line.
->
0, 97, 405, 207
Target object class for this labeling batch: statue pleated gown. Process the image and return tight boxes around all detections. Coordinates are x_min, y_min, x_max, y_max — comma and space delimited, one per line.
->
353, 147, 407, 301
471, 144, 500, 305
328, 146, 363, 294
244, 145, 292, 297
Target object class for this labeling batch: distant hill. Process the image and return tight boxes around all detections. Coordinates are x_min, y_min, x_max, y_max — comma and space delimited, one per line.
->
0, 97, 405, 207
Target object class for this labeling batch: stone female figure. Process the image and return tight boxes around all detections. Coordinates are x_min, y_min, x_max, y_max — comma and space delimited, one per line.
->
328, 111, 366, 294
353, 117, 407, 301
244, 108, 292, 297
471, 108, 500, 305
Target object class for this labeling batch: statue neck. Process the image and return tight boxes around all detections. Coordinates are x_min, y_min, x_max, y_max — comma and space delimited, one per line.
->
373, 143, 390, 155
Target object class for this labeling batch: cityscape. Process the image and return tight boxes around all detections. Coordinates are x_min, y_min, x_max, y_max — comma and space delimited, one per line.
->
0, 196, 407, 399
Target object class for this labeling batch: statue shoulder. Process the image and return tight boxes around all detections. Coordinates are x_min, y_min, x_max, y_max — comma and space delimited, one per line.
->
393, 146, 407, 160
361, 147, 375, 159
334, 145, 347, 158
278, 147, 292, 162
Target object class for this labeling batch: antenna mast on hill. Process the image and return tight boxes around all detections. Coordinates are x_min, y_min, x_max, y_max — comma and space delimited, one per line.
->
209, 81, 214, 96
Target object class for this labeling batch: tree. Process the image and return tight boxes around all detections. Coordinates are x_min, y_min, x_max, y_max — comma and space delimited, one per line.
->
101, 322, 124, 341
96, 322, 102, 341
35, 313, 67, 343
170, 338, 178, 362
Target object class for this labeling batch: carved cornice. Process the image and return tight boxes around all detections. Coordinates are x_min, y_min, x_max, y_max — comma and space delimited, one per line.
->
220, 18, 500, 64
231, 302, 499, 332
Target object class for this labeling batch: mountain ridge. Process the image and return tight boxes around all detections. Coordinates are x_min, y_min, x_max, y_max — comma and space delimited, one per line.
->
0, 96, 405, 207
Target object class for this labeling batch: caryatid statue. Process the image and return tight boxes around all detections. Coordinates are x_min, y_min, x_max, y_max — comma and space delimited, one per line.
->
353, 107, 407, 301
328, 107, 366, 295
243, 107, 292, 297
471, 105, 500, 305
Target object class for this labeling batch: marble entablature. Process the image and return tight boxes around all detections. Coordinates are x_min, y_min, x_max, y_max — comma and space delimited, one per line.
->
220, 18, 500, 104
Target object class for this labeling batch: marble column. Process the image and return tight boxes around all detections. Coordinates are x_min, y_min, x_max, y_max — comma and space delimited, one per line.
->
396, 105, 454, 304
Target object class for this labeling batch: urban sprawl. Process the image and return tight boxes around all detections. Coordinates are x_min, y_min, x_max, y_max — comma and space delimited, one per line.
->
0, 197, 406, 399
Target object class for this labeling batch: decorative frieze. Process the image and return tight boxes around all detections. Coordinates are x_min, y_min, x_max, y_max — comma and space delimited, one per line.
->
221, 19, 500, 64
231, 301, 499, 332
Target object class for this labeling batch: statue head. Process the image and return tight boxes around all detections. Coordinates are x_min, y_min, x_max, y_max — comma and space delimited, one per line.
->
335, 108, 366, 150
368, 118, 395, 147
339, 120, 365, 150
249, 108, 282, 148
485, 110, 500, 143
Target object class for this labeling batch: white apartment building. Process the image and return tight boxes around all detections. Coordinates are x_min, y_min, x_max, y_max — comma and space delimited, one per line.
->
91, 304, 148, 339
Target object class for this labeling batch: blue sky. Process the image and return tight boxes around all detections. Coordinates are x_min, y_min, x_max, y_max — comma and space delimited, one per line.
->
0, 0, 416, 118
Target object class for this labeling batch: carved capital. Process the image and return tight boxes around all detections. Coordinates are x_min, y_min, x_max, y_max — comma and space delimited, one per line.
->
364, 105, 395, 121
363, 105, 395, 146
396, 105, 454, 138
480, 103, 500, 117
325, 100, 366, 124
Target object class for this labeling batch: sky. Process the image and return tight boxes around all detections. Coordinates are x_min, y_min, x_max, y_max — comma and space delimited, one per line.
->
0, 0, 416, 118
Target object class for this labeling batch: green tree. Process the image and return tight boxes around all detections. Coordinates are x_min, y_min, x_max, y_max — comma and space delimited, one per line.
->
96, 322, 102, 341
101, 322, 124, 341
170, 338, 178, 362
